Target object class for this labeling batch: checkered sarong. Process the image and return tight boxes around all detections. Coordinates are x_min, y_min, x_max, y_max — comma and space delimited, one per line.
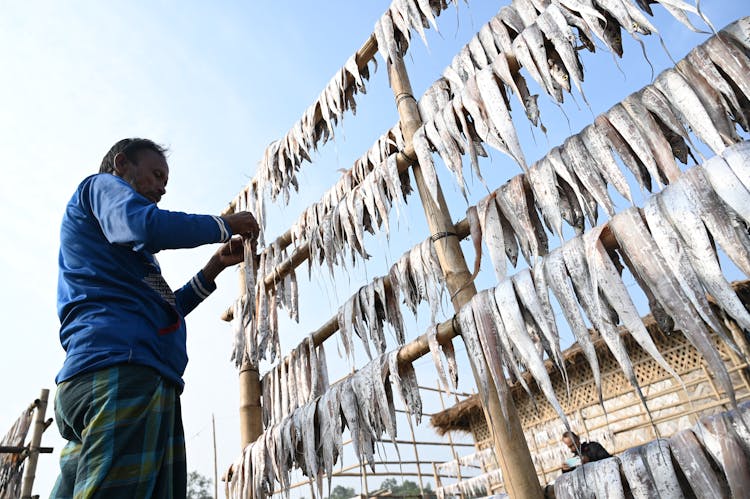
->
51, 365, 186, 498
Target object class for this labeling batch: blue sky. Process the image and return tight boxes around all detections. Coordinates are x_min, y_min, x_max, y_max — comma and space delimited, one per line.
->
1, 1, 748, 496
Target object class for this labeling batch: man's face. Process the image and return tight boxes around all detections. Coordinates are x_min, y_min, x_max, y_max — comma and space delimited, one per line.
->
563, 436, 579, 454
117, 149, 169, 204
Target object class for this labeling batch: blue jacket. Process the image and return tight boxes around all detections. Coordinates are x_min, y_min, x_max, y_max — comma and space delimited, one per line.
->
56, 173, 231, 389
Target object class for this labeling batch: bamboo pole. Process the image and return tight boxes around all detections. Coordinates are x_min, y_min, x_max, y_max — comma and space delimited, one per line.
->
386, 54, 542, 499
238, 264, 263, 449
20, 389, 49, 499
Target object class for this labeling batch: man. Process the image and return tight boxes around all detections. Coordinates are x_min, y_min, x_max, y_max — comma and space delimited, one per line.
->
52, 138, 259, 498
560, 431, 612, 472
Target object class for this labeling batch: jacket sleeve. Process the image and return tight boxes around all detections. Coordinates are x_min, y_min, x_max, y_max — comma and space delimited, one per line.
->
175, 271, 216, 316
87, 174, 231, 253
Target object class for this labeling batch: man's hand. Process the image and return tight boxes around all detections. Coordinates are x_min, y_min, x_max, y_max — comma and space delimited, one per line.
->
222, 211, 259, 239
202, 236, 248, 283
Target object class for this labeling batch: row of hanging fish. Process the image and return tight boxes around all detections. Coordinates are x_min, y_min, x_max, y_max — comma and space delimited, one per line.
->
337, 276, 406, 364
416, 15, 749, 209
555, 402, 750, 498
461, 20, 750, 284
252, 0, 461, 206
226, 350, 423, 499
260, 336, 330, 429
437, 469, 503, 499
435, 447, 497, 477
455, 141, 750, 441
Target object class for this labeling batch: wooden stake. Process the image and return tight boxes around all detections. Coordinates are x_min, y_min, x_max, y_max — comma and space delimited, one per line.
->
20, 389, 49, 499
386, 55, 543, 499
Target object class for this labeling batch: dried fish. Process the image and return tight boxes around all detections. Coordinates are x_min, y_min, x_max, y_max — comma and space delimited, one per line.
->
610, 207, 738, 411
527, 158, 565, 239
654, 68, 726, 154
670, 429, 730, 498
543, 248, 603, 404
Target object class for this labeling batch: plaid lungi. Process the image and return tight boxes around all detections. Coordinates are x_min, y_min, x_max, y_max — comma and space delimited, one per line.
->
51, 365, 187, 499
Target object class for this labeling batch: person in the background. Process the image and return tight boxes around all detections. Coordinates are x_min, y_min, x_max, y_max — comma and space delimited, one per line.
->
560, 431, 612, 472
51, 138, 259, 498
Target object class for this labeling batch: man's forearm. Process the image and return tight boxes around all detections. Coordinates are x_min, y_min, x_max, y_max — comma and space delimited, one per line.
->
201, 255, 225, 284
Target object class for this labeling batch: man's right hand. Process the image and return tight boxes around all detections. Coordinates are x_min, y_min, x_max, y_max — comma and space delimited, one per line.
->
222, 211, 259, 239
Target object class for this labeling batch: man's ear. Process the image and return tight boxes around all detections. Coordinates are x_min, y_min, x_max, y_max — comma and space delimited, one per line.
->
112, 152, 130, 177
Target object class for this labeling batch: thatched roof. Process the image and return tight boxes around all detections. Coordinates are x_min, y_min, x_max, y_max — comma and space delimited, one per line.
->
430, 279, 750, 435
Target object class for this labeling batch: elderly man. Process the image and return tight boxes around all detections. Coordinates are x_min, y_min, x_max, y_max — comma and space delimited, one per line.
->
561, 431, 612, 472
51, 138, 258, 498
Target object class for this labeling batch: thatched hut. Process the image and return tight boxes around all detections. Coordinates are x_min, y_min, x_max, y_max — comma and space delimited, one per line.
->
431, 281, 750, 495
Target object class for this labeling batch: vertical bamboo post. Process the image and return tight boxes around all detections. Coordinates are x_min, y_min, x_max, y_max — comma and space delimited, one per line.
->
387, 56, 543, 499
20, 389, 49, 499
238, 263, 263, 448
212, 413, 219, 499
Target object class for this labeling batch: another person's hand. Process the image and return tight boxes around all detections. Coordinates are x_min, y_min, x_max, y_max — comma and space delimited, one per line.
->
222, 211, 259, 239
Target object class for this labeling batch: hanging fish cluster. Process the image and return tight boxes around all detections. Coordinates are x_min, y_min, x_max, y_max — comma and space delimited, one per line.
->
231, 239, 300, 366
0, 406, 33, 499
456, 142, 750, 437
260, 336, 329, 429
337, 276, 406, 363
427, 324, 459, 392
374, 0, 456, 67
389, 238, 446, 324
256, 55, 374, 205
556, 403, 750, 498
414, 3, 748, 207
227, 351, 423, 499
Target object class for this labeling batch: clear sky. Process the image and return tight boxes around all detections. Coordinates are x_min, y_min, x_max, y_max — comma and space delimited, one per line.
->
0, 1, 748, 497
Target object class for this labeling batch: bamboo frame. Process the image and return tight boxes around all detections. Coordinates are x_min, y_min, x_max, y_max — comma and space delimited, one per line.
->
19, 389, 49, 499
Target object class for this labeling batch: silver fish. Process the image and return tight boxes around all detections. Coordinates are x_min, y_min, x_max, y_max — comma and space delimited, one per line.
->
607, 103, 665, 189
477, 193, 507, 282
548, 145, 598, 225
412, 126, 441, 206
638, 85, 698, 163
512, 268, 566, 383
594, 113, 652, 193
580, 124, 633, 203
427, 324, 451, 392
527, 158, 565, 239
561, 134, 616, 217
563, 234, 653, 419
621, 93, 681, 184
522, 25, 564, 102
653, 68, 726, 154
475, 67, 527, 168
